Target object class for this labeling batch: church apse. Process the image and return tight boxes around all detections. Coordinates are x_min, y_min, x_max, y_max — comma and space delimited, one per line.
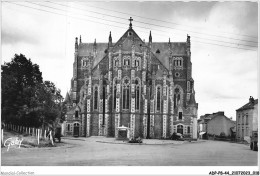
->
64, 18, 198, 139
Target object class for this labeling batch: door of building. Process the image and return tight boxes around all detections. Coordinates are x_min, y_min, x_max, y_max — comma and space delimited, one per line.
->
73, 123, 80, 137
177, 125, 183, 134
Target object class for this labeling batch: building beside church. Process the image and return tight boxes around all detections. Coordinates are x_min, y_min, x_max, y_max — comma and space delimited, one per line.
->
64, 18, 198, 139
198, 111, 235, 139
236, 96, 258, 141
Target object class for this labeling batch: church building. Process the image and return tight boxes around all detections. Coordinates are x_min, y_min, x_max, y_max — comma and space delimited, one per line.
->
64, 18, 198, 139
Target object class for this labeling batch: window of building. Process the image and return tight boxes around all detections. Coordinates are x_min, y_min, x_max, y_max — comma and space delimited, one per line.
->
123, 56, 130, 66
246, 114, 248, 125
114, 85, 117, 110
187, 81, 190, 92
75, 110, 79, 118
67, 124, 70, 131
156, 86, 161, 111
114, 60, 119, 67
135, 60, 139, 67
173, 57, 183, 69
94, 86, 98, 110
123, 78, 130, 109
187, 126, 190, 134
238, 114, 240, 124
179, 112, 183, 120
174, 88, 181, 108
135, 79, 140, 110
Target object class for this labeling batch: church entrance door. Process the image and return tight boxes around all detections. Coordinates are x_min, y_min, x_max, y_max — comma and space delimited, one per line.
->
73, 123, 80, 137
177, 125, 183, 134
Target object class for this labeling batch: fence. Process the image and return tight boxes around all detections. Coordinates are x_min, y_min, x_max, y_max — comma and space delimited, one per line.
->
1, 123, 54, 146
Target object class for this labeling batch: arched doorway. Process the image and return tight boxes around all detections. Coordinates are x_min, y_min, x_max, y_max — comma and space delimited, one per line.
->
73, 123, 80, 137
177, 125, 183, 134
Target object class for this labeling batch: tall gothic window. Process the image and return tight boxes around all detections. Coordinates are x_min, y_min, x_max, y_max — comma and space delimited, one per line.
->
156, 86, 161, 111
114, 84, 117, 110
174, 88, 181, 108
187, 81, 190, 92
75, 110, 79, 118
123, 78, 130, 109
173, 57, 183, 69
123, 56, 130, 66
135, 79, 140, 110
178, 112, 183, 120
94, 86, 98, 110
187, 126, 191, 134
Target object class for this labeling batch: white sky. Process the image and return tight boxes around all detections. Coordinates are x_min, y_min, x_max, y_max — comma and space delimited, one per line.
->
1, 1, 258, 120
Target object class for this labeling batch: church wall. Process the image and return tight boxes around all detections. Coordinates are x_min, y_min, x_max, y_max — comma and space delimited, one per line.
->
154, 114, 163, 138
121, 113, 131, 127
134, 114, 142, 138
91, 114, 99, 136
65, 27, 198, 140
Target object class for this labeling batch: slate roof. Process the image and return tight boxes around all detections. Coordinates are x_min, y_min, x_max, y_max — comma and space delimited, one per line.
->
236, 99, 258, 111
78, 43, 109, 66
77, 28, 188, 70
151, 42, 187, 70
64, 92, 71, 103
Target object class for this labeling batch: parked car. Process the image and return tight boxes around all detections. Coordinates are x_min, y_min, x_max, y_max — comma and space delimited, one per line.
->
250, 131, 258, 151
170, 132, 184, 141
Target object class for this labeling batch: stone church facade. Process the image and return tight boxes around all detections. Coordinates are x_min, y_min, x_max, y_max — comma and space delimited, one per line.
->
64, 19, 198, 139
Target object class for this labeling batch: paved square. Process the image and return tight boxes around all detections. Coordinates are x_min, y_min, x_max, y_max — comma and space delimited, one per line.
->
1, 137, 258, 166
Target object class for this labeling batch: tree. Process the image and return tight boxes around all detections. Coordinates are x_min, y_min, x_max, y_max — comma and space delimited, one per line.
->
1, 54, 43, 124
1, 54, 64, 128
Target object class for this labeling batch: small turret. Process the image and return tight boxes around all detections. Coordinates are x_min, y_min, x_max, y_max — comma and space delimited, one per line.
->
108, 31, 112, 46
93, 38, 97, 57
75, 37, 78, 51
186, 34, 190, 47
149, 31, 152, 43
79, 35, 82, 44
168, 37, 171, 48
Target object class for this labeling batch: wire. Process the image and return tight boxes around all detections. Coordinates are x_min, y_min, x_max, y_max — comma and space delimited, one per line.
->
77, 1, 258, 39
30, 1, 257, 48
5, 2, 257, 51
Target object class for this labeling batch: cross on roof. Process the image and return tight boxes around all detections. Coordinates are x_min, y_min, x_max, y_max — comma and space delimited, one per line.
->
129, 17, 133, 28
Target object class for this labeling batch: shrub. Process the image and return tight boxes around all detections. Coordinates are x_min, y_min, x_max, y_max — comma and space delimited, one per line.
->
219, 132, 226, 138
129, 137, 143, 143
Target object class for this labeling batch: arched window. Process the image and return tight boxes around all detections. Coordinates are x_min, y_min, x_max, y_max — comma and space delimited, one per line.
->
187, 81, 190, 92
156, 86, 161, 111
94, 86, 98, 110
115, 60, 119, 67
174, 88, 181, 108
114, 84, 117, 110
177, 125, 183, 134
123, 56, 130, 66
178, 112, 182, 120
75, 110, 79, 118
135, 79, 140, 110
187, 126, 190, 134
122, 78, 130, 109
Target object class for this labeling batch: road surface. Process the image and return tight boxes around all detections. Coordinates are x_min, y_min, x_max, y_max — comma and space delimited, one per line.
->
1, 137, 258, 166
